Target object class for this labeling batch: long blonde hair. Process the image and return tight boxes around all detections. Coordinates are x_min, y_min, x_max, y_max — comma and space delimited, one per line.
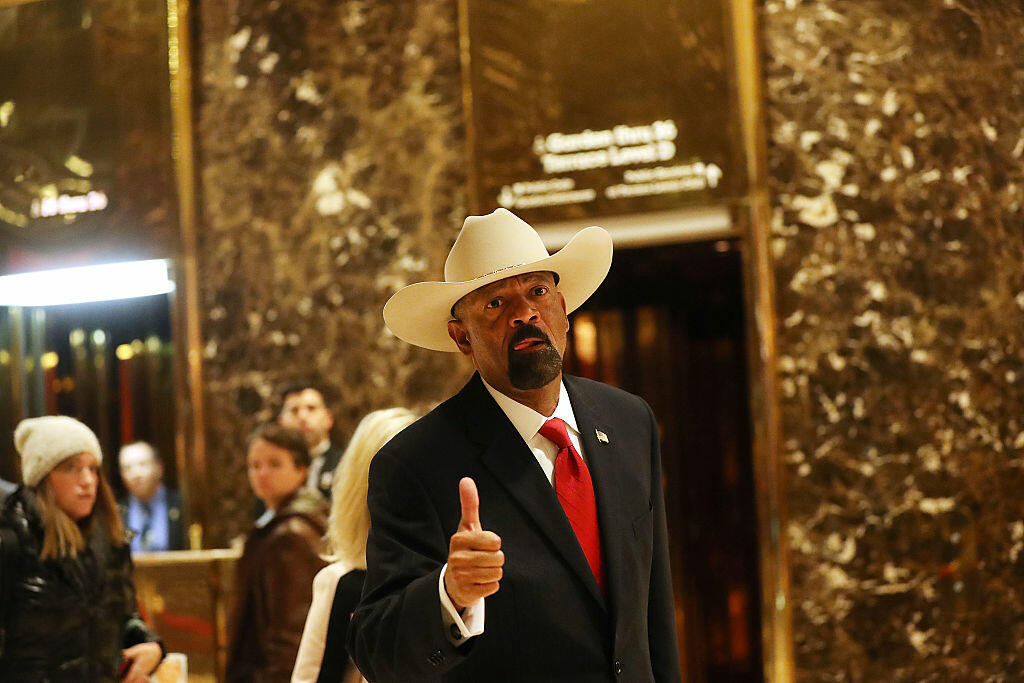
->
35, 470, 125, 560
325, 408, 416, 568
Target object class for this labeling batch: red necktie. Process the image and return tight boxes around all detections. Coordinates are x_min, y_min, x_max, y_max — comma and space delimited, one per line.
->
539, 417, 604, 594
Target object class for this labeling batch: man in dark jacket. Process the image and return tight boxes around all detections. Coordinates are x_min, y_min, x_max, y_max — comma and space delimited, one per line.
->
118, 442, 185, 552
226, 424, 328, 682
278, 382, 344, 500
349, 209, 681, 682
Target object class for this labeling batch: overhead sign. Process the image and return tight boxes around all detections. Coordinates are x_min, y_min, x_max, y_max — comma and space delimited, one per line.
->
0, 0, 180, 275
461, 0, 746, 228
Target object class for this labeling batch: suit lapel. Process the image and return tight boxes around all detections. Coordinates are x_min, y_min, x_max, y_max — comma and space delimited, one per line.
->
564, 376, 633, 627
460, 375, 607, 609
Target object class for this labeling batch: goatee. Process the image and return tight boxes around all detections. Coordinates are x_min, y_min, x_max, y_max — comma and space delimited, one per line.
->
507, 324, 562, 390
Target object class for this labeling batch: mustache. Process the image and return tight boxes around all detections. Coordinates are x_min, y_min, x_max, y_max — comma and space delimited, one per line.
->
508, 324, 551, 351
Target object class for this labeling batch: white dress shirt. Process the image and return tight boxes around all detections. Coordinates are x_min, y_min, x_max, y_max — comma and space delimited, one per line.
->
439, 377, 585, 644
306, 439, 331, 490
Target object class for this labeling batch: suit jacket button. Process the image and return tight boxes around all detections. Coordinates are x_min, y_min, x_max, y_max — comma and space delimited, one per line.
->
449, 623, 463, 640
613, 659, 623, 676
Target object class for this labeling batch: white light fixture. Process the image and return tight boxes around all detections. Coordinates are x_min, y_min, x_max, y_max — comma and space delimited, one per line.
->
0, 259, 175, 307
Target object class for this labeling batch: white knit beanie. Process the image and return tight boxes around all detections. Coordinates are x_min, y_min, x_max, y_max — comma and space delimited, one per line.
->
14, 416, 103, 487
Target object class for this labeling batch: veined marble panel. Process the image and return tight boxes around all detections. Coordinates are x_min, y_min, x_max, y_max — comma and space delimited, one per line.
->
194, 0, 469, 544
762, 0, 1024, 680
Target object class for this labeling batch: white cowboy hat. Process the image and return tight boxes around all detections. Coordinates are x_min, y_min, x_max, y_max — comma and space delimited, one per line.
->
383, 208, 613, 351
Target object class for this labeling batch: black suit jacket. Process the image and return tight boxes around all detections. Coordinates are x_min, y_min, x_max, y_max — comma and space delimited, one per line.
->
349, 374, 681, 682
313, 444, 345, 500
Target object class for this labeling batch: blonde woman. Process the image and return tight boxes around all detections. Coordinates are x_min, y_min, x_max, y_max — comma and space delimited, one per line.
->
0, 416, 163, 682
292, 408, 416, 683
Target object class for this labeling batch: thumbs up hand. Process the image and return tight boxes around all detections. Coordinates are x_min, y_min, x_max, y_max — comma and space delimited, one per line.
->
444, 477, 504, 610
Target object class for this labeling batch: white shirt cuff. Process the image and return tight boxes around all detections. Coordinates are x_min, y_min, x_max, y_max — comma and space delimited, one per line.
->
438, 563, 485, 644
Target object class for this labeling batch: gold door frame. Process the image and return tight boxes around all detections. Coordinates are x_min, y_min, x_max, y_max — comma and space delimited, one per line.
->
457, 0, 794, 679
166, 0, 210, 549
729, 0, 794, 680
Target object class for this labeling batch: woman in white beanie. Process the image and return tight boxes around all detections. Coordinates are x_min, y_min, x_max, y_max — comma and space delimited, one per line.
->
292, 407, 417, 683
0, 416, 164, 682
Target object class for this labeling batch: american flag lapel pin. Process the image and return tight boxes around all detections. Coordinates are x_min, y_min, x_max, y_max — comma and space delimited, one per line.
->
595, 429, 609, 443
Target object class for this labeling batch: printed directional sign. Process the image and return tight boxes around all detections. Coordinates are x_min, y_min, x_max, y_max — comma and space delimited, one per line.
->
461, 0, 746, 225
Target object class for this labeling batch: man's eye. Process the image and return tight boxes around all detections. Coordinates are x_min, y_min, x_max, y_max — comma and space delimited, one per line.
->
485, 298, 502, 309
532, 286, 548, 296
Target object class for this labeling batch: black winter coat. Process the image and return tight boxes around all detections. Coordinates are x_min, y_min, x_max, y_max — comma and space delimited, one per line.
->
0, 486, 162, 682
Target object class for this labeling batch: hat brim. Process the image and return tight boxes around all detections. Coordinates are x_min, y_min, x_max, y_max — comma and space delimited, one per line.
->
384, 226, 613, 351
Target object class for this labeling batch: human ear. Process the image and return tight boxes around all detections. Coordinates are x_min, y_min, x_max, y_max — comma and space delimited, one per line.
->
447, 320, 473, 356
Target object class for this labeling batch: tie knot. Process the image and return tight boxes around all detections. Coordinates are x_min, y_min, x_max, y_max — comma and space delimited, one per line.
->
539, 418, 572, 451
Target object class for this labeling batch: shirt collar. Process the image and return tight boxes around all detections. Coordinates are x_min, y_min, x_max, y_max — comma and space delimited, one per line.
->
480, 376, 579, 444
255, 507, 275, 528
310, 439, 330, 458
131, 484, 166, 511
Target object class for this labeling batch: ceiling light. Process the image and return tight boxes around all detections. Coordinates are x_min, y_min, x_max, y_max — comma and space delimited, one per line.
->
0, 259, 175, 306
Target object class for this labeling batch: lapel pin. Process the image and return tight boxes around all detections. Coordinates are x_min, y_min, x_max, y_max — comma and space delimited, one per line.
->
596, 430, 609, 443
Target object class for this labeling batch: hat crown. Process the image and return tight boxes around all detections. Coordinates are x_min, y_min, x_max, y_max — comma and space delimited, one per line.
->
444, 209, 551, 284
14, 415, 103, 487
384, 208, 612, 352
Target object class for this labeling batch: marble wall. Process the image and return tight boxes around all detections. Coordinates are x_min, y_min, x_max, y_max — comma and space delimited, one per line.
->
194, 0, 469, 543
188, 0, 1024, 676
762, 0, 1024, 680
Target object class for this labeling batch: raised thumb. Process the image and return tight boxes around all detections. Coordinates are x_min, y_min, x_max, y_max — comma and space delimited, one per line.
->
458, 477, 481, 531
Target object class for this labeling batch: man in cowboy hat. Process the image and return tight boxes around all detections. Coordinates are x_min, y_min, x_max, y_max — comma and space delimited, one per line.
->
349, 209, 681, 682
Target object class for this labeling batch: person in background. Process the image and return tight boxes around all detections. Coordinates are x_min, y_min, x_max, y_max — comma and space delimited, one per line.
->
118, 441, 185, 552
292, 407, 417, 683
278, 382, 343, 500
0, 416, 164, 682
226, 423, 328, 683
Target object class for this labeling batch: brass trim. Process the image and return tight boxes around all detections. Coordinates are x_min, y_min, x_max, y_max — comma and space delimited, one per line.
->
132, 547, 241, 566
729, 0, 794, 680
536, 205, 735, 251
8, 307, 25, 425
166, 0, 210, 547
0, 0, 46, 8
456, 0, 481, 215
